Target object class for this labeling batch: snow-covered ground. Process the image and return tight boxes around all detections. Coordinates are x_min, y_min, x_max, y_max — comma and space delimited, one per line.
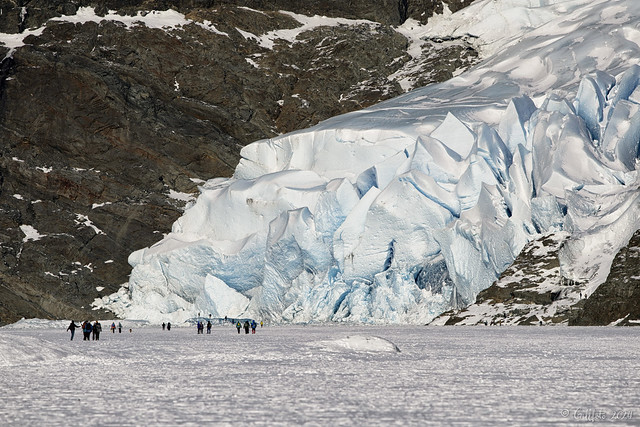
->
1, 322, 638, 425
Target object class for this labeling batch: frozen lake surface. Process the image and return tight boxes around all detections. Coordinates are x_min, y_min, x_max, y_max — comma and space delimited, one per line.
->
1, 324, 638, 425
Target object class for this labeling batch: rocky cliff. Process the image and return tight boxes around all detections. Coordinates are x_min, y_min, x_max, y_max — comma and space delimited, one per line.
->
570, 230, 640, 326
433, 231, 640, 327
0, 0, 477, 325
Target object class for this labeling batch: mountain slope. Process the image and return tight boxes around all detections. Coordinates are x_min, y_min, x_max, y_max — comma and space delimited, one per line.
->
570, 229, 640, 326
0, 0, 477, 325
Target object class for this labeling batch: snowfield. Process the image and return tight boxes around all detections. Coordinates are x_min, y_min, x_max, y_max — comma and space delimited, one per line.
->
1, 323, 639, 425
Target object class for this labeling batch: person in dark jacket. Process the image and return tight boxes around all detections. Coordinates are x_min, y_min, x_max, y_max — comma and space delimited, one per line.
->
167, 322, 171, 331
243, 320, 250, 334
206, 320, 212, 334
250, 320, 257, 334
236, 321, 242, 334
67, 321, 80, 340
82, 321, 92, 341
93, 321, 102, 340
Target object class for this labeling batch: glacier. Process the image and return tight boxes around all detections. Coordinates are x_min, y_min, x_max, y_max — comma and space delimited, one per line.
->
98, 0, 640, 324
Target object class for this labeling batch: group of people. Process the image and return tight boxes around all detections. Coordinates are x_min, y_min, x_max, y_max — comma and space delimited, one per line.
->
188, 316, 264, 335
189, 317, 264, 334
67, 320, 123, 340
68, 317, 265, 339
235, 319, 258, 334
196, 320, 212, 334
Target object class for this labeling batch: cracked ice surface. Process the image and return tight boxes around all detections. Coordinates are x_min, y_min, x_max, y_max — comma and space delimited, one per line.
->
99, 0, 640, 324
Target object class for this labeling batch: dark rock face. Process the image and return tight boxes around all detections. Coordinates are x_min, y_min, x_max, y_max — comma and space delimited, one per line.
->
436, 229, 640, 327
0, 0, 473, 33
0, 1, 477, 325
570, 230, 640, 326
436, 233, 578, 326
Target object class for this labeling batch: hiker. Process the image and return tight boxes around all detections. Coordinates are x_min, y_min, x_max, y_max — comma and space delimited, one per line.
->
82, 321, 92, 341
236, 321, 241, 334
207, 320, 212, 334
67, 320, 80, 340
251, 320, 257, 334
196, 321, 203, 334
118, 322, 122, 333
167, 322, 171, 331
162, 322, 166, 330
260, 321, 263, 328
93, 321, 102, 340
243, 320, 250, 334
110, 322, 116, 333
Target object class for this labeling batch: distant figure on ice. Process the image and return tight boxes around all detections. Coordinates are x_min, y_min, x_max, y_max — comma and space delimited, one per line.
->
111, 322, 116, 333
167, 322, 171, 331
162, 322, 166, 330
260, 321, 263, 328
93, 321, 102, 340
67, 320, 80, 340
236, 321, 241, 334
251, 320, 257, 334
118, 322, 122, 333
244, 320, 250, 334
197, 321, 204, 334
207, 320, 212, 334
82, 321, 92, 341
224, 315, 228, 323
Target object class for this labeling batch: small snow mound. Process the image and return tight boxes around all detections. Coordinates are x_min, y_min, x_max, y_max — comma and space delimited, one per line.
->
325, 335, 400, 353
0, 333, 75, 367
1, 318, 70, 329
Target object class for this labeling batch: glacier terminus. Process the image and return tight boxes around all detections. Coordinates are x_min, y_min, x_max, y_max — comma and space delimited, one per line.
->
97, 0, 640, 324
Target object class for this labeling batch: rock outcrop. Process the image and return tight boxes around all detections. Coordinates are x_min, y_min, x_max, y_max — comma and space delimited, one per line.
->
570, 229, 640, 326
434, 230, 640, 327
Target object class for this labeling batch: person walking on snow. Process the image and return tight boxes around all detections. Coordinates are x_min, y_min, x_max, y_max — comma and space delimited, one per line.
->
243, 320, 250, 334
67, 320, 80, 340
207, 320, 212, 334
236, 321, 241, 334
111, 322, 116, 333
167, 322, 171, 331
93, 321, 102, 340
118, 322, 122, 333
82, 321, 92, 341
251, 320, 257, 334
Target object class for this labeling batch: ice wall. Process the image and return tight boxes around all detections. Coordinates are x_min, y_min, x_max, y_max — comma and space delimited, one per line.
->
97, 67, 640, 324
97, 0, 640, 323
